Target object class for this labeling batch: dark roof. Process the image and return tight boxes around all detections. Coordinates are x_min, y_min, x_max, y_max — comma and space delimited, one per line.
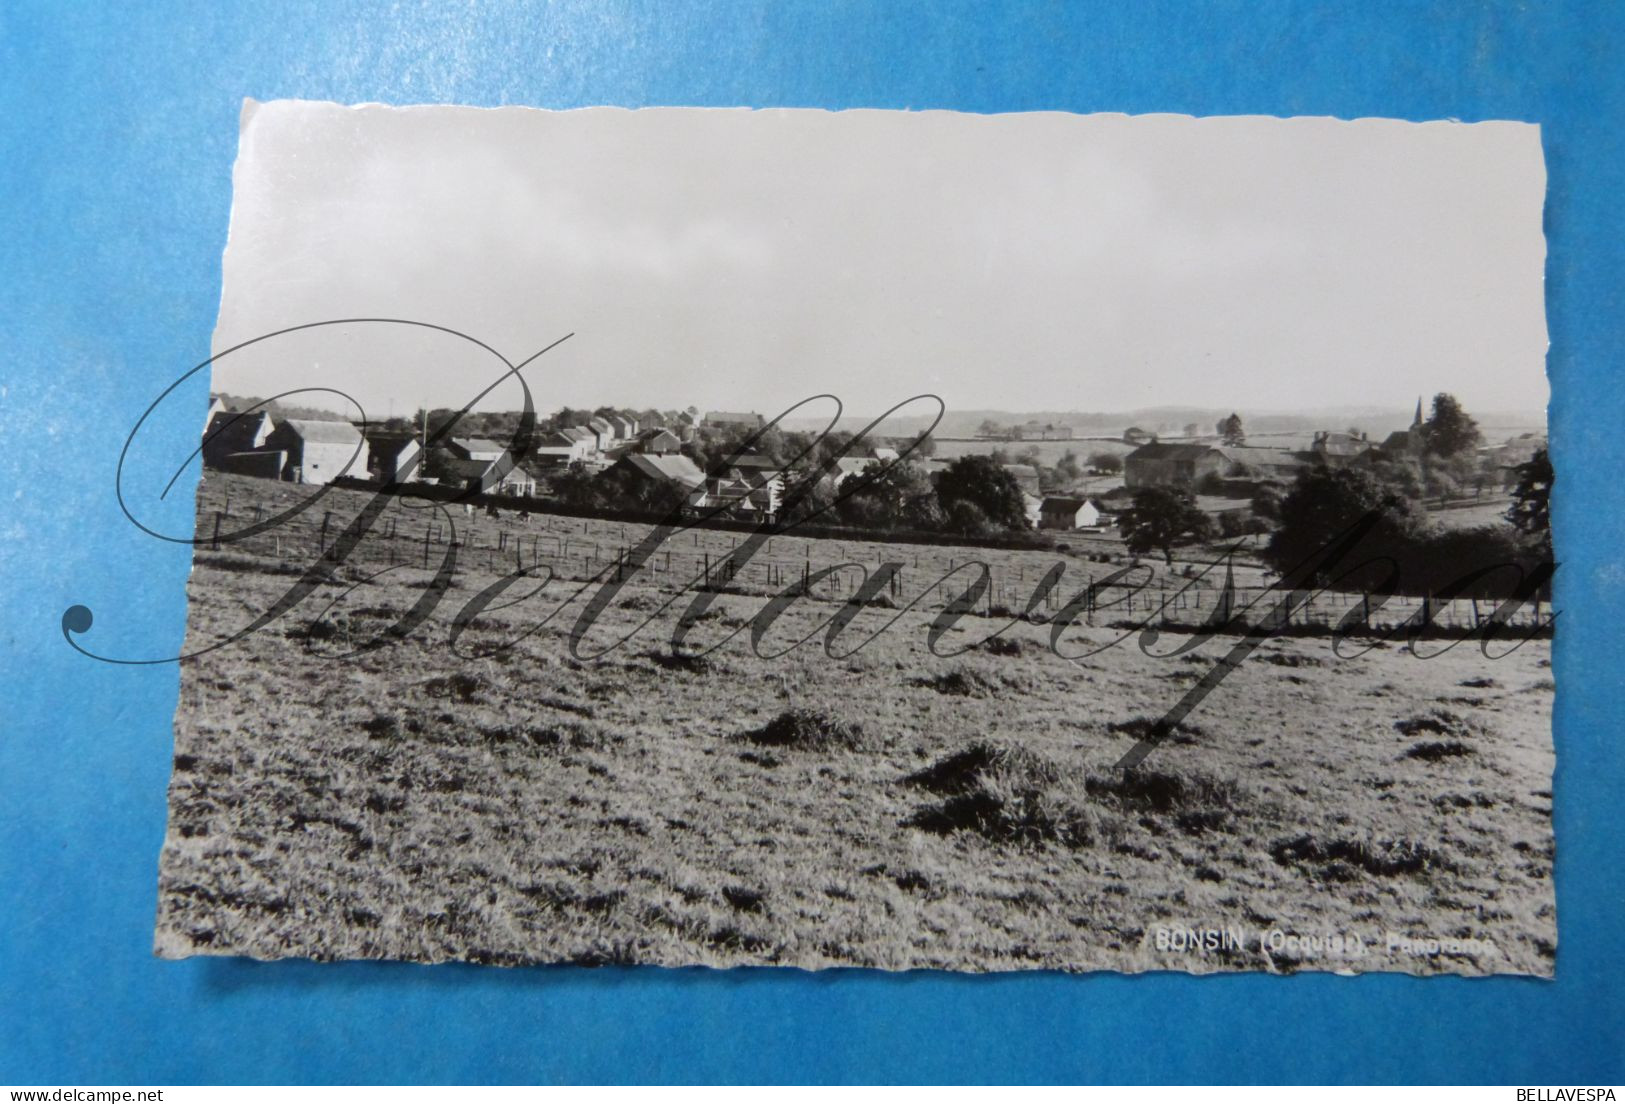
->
1040, 496, 1093, 512
620, 453, 705, 489
450, 437, 504, 455
204, 409, 274, 447
1125, 443, 1219, 461
1215, 446, 1313, 468
369, 435, 421, 458
722, 454, 783, 471
206, 408, 272, 430
1313, 432, 1367, 456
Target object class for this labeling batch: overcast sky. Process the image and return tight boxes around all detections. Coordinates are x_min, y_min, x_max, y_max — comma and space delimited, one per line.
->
211, 101, 1547, 423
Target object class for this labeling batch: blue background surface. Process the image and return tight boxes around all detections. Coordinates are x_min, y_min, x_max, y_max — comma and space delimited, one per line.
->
2, 0, 1621, 1084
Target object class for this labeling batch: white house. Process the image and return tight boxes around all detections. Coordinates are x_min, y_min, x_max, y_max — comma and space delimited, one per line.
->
1038, 495, 1103, 530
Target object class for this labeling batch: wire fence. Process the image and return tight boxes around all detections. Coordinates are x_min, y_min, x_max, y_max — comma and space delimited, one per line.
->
195, 478, 1552, 637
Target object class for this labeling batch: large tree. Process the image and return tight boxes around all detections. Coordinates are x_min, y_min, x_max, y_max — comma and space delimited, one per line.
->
1423, 393, 1482, 458
1506, 447, 1553, 560
1118, 486, 1214, 564
1262, 466, 1424, 586
935, 455, 1031, 531
592, 462, 687, 514
902, 431, 938, 459
1217, 412, 1246, 446
837, 460, 941, 530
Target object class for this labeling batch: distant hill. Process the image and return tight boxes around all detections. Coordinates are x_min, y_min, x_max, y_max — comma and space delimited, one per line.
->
778, 404, 1547, 442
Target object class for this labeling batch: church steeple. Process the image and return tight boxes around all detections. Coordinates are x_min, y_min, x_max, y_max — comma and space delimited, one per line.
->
1412, 396, 1425, 428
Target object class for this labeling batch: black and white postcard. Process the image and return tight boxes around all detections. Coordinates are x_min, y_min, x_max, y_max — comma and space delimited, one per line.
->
156, 102, 1554, 975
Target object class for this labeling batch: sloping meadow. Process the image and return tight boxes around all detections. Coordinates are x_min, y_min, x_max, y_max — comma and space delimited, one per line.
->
158, 480, 1556, 975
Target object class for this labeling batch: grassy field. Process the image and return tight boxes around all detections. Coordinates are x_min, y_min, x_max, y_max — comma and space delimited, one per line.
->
157, 475, 1557, 975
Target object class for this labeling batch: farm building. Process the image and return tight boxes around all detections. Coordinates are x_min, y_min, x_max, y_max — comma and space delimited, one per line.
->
703, 411, 765, 430
444, 456, 536, 497
532, 430, 596, 468
1213, 445, 1316, 483
368, 435, 424, 483
216, 449, 287, 480
610, 453, 707, 494
1124, 443, 1227, 489
580, 420, 612, 452
718, 454, 786, 477
264, 419, 369, 485
1380, 398, 1429, 456
1485, 432, 1546, 470
446, 437, 506, 463
1309, 430, 1377, 464
1038, 496, 1103, 530
559, 426, 599, 456
634, 428, 681, 455
1126, 440, 1340, 489
201, 407, 275, 469
688, 467, 783, 520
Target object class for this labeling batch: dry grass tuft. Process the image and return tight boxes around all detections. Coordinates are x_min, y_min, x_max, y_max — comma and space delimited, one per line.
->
905, 743, 1125, 849
912, 667, 1032, 697
1084, 766, 1245, 825
644, 649, 715, 675
1270, 834, 1448, 879
421, 672, 485, 703
905, 784, 1099, 848
1394, 709, 1482, 740
1402, 740, 1474, 762
744, 708, 873, 752
904, 742, 1251, 848
721, 885, 767, 912
1260, 652, 1324, 668
1106, 716, 1206, 746
903, 741, 1066, 793
904, 741, 1061, 794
